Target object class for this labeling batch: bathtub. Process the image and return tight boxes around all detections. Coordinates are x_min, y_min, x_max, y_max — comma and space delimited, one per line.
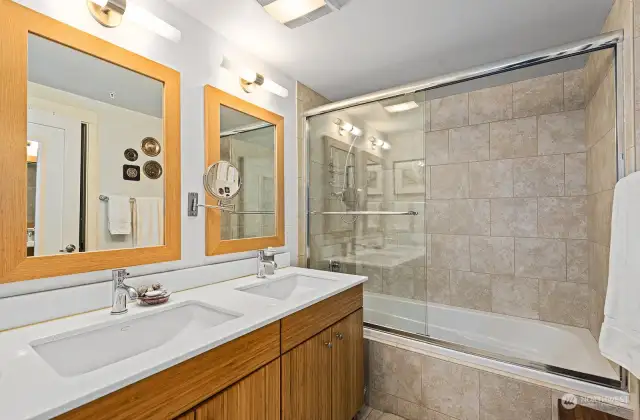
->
364, 292, 619, 382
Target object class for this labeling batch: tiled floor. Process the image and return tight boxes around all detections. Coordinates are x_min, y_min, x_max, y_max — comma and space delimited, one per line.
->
357, 406, 405, 420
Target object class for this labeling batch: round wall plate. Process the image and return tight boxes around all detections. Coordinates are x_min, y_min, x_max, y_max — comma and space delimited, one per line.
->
124, 148, 138, 162
143, 160, 163, 179
141, 137, 161, 157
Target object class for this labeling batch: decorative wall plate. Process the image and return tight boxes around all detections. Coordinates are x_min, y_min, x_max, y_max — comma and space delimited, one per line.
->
123, 165, 140, 181
124, 148, 138, 162
143, 160, 163, 179
141, 137, 161, 157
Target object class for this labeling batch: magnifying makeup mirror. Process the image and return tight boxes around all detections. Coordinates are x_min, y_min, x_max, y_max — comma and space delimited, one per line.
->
188, 161, 242, 216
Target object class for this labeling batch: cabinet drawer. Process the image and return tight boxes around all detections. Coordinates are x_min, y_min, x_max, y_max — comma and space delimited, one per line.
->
281, 284, 362, 353
56, 322, 280, 420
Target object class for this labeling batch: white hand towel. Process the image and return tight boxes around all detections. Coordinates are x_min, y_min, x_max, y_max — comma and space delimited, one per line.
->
133, 197, 164, 247
107, 195, 132, 235
599, 171, 640, 378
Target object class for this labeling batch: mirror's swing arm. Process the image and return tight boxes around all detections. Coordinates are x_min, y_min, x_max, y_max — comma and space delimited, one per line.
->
187, 192, 235, 217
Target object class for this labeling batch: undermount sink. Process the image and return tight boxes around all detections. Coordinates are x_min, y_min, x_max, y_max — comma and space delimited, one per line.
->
30, 301, 242, 377
236, 274, 339, 300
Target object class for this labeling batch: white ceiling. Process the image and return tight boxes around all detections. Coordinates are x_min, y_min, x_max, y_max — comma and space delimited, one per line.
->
167, 0, 613, 101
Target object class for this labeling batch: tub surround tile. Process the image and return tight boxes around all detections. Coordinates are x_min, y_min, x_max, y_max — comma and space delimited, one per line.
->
513, 74, 563, 118
431, 163, 470, 199
367, 410, 385, 420
539, 280, 590, 328
538, 110, 586, 155
513, 155, 564, 197
425, 130, 450, 166
567, 240, 589, 284
427, 411, 457, 420
564, 153, 587, 196
359, 264, 384, 293
431, 235, 471, 271
588, 241, 609, 295
449, 199, 491, 236
585, 67, 615, 148
538, 197, 588, 239
563, 69, 586, 111
397, 400, 429, 420
515, 238, 566, 280
586, 128, 617, 195
490, 275, 539, 320
427, 268, 451, 304
426, 201, 451, 234
369, 389, 399, 415
490, 198, 538, 237
422, 356, 480, 420
469, 85, 513, 125
470, 236, 515, 275
431, 93, 469, 130
478, 371, 551, 420
370, 342, 424, 404
450, 270, 492, 311
489, 117, 538, 160
449, 124, 491, 163
587, 190, 614, 247
469, 160, 514, 198
379, 414, 405, 420
383, 265, 417, 300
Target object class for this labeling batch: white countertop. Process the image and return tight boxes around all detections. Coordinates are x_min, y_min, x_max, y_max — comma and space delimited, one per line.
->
0, 267, 366, 420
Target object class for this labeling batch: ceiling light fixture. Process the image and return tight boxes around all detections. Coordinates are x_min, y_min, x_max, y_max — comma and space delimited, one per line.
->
87, 0, 182, 43
334, 118, 362, 136
384, 101, 419, 113
258, 0, 344, 29
220, 57, 289, 98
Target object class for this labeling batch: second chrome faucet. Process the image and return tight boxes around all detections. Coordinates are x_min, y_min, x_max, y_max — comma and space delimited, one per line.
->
257, 249, 278, 278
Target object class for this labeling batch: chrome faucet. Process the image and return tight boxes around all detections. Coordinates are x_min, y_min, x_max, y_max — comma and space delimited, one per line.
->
111, 269, 138, 315
257, 249, 278, 278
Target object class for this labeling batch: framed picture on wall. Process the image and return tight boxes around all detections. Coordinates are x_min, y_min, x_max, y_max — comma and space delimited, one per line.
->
393, 159, 425, 195
366, 163, 383, 195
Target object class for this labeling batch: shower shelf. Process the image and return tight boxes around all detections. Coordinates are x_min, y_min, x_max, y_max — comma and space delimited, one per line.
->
310, 211, 419, 216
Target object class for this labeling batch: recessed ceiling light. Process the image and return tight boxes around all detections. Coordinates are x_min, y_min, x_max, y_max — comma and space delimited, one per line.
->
384, 101, 419, 113
259, 0, 344, 28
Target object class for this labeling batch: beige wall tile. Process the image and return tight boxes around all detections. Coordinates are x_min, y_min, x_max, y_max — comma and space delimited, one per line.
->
567, 240, 589, 284
426, 200, 450, 234
491, 275, 540, 319
589, 241, 610, 295
431, 234, 470, 271
422, 356, 480, 420
489, 117, 538, 159
469, 84, 513, 125
370, 341, 424, 404
564, 68, 586, 111
368, 389, 398, 414
590, 286, 606, 339
538, 110, 586, 155
587, 189, 614, 246
490, 198, 538, 237
584, 48, 613, 103
431, 163, 470, 199
515, 238, 566, 280
358, 264, 383, 293
450, 270, 492, 311
513, 74, 563, 118
538, 197, 587, 239
427, 268, 450, 304
586, 66, 615, 148
539, 280, 590, 327
397, 400, 429, 420
425, 130, 450, 165
469, 160, 514, 198
513, 155, 564, 197
431, 93, 469, 130
427, 410, 456, 420
587, 129, 617, 194
565, 152, 587, 196
470, 236, 515, 275
479, 371, 551, 420
449, 199, 490, 236
449, 124, 490, 163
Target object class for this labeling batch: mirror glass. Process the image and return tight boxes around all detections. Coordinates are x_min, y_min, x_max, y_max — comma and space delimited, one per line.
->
204, 161, 242, 201
219, 105, 276, 240
27, 34, 165, 256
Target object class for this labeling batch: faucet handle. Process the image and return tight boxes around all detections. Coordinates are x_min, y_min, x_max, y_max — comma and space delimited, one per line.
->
263, 247, 276, 257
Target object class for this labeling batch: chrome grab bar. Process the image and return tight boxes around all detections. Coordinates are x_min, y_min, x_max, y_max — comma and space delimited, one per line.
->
310, 211, 418, 216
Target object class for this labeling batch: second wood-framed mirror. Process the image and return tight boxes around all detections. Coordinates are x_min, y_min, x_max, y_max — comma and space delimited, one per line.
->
204, 86, 284, 256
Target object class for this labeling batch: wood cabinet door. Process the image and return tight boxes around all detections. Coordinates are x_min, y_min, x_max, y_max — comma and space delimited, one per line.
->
192, 358, 280, 420
281, 328, 333, 420
331, 309, 364, 420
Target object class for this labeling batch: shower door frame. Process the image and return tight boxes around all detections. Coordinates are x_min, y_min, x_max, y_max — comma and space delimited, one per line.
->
304, 30, 628, 391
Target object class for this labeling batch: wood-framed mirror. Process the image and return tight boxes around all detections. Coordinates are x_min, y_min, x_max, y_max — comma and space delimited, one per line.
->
204, 86, 284, 255
0, 0, 181, 283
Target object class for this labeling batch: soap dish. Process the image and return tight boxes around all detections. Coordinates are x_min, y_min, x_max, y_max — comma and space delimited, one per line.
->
138, 291, 171, 306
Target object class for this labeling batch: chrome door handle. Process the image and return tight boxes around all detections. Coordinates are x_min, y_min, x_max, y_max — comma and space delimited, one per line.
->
335, 332, 344, 340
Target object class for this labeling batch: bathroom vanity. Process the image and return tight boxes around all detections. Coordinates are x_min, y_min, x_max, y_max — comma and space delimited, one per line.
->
0, 268, 365, 420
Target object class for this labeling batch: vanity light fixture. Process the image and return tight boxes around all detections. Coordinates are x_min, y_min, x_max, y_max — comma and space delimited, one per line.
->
220, 57, 289, 98
87, 0, 182, 43
384, 101, 419, 113
334, 118, 362, 136
369, 136, 390, 151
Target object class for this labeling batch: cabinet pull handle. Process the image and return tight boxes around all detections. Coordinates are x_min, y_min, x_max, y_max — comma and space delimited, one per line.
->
335, 332, 344, 340
325, 342, 333, 348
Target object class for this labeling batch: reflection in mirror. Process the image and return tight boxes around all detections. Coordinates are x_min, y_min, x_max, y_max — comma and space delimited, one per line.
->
219, 105, 276, 240
204, 161, 242, 201
27, 34, 165, 256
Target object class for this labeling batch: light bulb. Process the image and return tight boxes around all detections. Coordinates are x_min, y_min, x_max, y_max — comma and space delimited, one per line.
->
262, 79, 289, 98
125, 3, 181, 42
